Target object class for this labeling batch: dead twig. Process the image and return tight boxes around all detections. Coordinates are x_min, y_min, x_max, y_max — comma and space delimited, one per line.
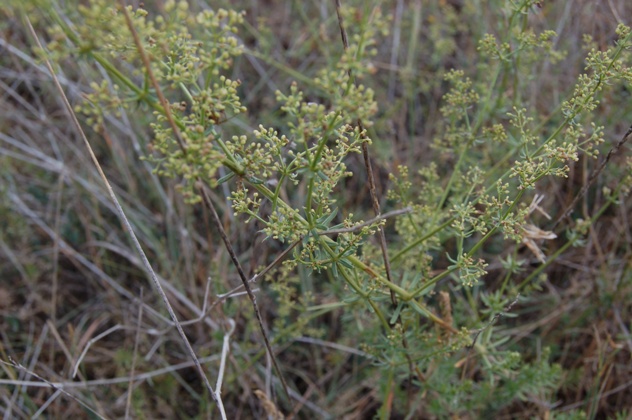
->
199, 185, 293, 407
553, 124, 632, 229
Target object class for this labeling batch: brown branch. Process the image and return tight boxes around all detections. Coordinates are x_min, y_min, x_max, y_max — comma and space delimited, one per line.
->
215, 239, 301, 301
117, 2, 220, 403
553, 124, 632, 229
334, 0, 397, 308
199, 185, 293, 406
119, 2, 186, 153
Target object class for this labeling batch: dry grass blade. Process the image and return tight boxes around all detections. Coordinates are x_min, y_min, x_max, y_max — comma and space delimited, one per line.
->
0, 355, 222, 389
255, 389, 285, 420
71, 325, 124, 378
1, 358, 108, 420
125, 288, 144, 420
215, 319, 235, 394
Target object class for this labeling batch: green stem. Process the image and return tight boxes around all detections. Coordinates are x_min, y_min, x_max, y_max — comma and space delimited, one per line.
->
392, 217, 453, 263
318, 237, 412, 300
317, 243, 390, 329
408, 189, 524, 298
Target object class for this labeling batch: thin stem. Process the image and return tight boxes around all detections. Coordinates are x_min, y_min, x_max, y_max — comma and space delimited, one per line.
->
391, 219, 453, 263
120, 4, 186, 152
553, 124, 632, 229
334, 0, 397, 307
199, 186, 293, 406
319, 207, 413, 235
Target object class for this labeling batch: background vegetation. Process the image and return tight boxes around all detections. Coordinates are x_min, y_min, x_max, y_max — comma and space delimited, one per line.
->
1, 0, 631, 418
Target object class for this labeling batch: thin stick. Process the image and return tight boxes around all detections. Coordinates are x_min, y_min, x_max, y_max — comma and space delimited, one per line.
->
119, 4, 232, 415
553, 124, 632, 229
334, 1, 398, 307
215, 239, 300, 300
199, 185, 293, 406
333, 3, 428, 396
118, 3, 186, 153
3, 357, 107, 420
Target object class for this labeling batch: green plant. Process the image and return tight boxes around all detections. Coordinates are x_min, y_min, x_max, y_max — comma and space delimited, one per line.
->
1, 0, 631, 418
